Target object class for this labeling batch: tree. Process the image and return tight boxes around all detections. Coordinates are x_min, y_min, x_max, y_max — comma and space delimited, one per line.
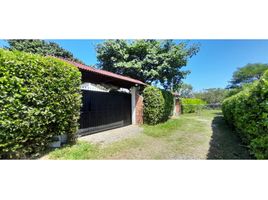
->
228, 63, 268, 88
5, 39, 84, 64
224, 88, 242, 98
194, 88, 227, 104
225, 83, 256, 98
176, 83, 194, 98
96, 40, 199, 90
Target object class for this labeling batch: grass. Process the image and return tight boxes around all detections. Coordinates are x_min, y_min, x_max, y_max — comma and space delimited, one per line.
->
142, 119, 185, 137
207, 115, 251, 159
47, 141, 100, 160
46, 110, 252, 160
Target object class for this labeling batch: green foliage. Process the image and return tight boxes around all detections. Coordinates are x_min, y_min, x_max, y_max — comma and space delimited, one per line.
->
0, 49, 82, 159
143, 86, 174, 125
250, 135, 268, 159
6, 39, 84, 64
222, 70, 268, 159
225, 83, 256, 98
143, 86, 164, 125
181, 98, 206, 113
194, 88, 227, 104
161, 90, 174, 122
176, 83, 194, 98
96, 40, 199, 90
225, 87, 242, 98
228, 63, 268, 88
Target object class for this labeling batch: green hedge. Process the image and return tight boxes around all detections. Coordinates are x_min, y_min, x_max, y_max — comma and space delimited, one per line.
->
161, 90, 174, 122
222, 70, 268, 159
181, 98, 206, 113
0, 49, 82, 159
143, 86, 174, 125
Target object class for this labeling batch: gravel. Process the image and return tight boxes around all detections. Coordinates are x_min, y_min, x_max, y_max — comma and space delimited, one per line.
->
78, 125, 143, 146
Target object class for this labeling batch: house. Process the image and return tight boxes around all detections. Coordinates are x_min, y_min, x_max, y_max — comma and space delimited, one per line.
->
59, 58, 146, 136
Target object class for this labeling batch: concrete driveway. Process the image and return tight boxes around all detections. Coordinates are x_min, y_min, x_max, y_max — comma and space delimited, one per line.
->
78, 125, 143, 146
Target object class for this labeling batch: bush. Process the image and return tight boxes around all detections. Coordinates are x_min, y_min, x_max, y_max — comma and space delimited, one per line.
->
222, 70, 268, 159
143, 86, 173, 125
0, 49, 82, 159
181, 98, 206, 113
143, 86, 164, 125
161, 90, 174, 122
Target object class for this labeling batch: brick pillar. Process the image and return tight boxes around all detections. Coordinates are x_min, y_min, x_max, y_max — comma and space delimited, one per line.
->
175, 99, 181, 115
135, 93, 144, 124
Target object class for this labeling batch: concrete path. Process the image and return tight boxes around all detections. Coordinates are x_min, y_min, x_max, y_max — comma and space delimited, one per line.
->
79, 125, 143, 146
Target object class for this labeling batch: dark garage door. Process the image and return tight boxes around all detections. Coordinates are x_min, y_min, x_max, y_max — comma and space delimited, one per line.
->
78, 90, 132, 136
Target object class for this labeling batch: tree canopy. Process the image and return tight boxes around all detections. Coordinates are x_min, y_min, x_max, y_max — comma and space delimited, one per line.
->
96, 40, 199, 90
176, 83, 194, 98
228, 63, 268, 88
194, 88, 227, 104
5, 39, 84, 64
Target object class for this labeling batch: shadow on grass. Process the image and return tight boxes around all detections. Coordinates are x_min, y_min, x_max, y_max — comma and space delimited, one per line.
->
30, 147, 60, 160
213, 112, 224, 116
207, 114, 253, 159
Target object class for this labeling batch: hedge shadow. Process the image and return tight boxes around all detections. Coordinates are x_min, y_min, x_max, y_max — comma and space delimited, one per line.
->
207, 115, 252, 159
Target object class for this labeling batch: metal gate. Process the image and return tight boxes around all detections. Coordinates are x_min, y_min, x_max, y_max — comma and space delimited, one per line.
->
78, 90, 132, 136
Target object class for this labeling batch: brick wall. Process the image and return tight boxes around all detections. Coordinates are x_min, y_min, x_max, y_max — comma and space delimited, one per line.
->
135, 93, 144, 124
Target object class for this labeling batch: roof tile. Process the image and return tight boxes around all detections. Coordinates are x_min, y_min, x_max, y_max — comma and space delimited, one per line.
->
58, 58, 145, 85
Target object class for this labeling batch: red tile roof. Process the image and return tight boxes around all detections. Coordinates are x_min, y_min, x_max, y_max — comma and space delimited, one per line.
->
172, 92, 180, 97
58, 58, 145, 86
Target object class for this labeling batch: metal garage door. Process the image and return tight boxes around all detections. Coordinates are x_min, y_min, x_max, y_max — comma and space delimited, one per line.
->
78, 90, 132, 136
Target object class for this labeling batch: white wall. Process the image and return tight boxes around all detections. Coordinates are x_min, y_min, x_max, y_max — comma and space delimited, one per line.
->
131, 87, 137, 124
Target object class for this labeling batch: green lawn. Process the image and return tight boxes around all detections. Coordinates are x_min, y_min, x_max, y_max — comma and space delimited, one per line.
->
46, 110, 252, 160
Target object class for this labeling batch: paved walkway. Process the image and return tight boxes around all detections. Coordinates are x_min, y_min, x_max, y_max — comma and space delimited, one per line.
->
79, 125, 143, 146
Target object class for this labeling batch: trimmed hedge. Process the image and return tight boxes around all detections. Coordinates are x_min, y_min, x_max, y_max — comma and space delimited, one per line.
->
181, 98, 206, 113
0, 49, 82, 159
161, 90, 174, 122
222, 70, 268, 159
143, 86, 173, 125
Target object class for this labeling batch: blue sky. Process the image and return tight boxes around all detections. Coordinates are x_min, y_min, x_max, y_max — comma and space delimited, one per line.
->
1, 39, 268, 91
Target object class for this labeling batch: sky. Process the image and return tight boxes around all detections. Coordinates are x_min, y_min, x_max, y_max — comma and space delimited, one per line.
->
1, 39, 268, 91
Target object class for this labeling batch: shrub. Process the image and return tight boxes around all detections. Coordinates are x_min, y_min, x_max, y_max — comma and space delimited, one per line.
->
143, 86, 164, 125
161, 90, 174, 122
181, 98, 206, 113
222, 70, 268, 159
0, 49, 82, 159
143, 86, 174, 125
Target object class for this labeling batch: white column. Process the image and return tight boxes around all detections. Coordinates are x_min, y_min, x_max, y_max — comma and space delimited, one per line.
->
131, 86, 137, 124
173, 97, 176, 116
